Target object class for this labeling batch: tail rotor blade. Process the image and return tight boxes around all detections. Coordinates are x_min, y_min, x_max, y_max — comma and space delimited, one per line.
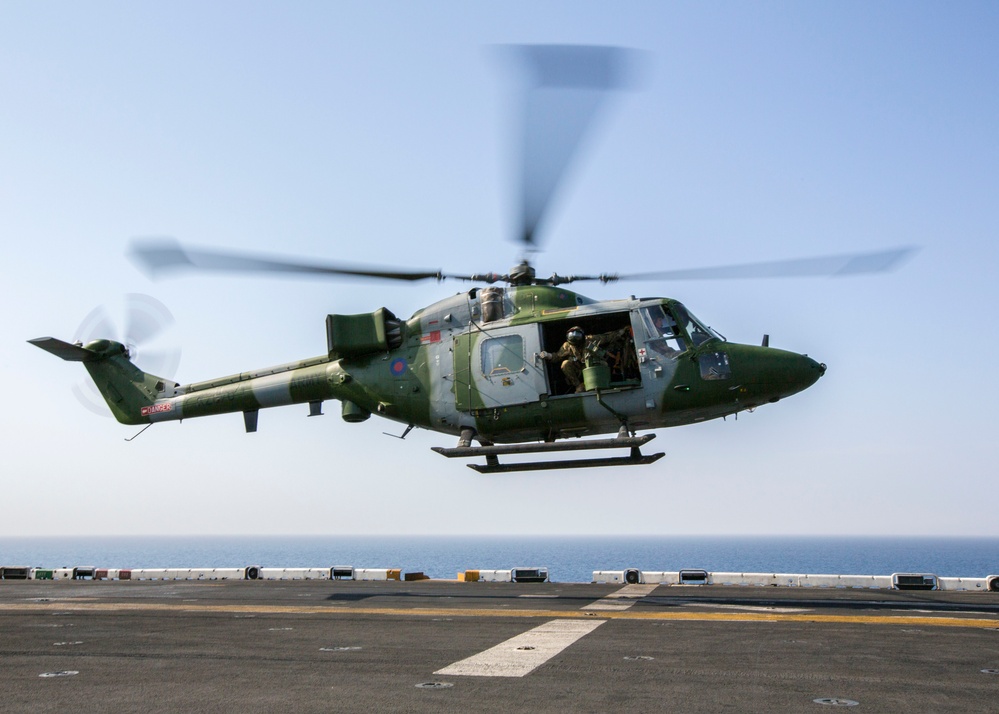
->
135, 348, 182, 383
124, 293, 175, 346
73, 305, 118, 345
71, 382, 112, 417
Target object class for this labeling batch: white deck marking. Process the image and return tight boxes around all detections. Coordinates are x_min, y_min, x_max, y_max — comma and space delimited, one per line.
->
582, 583, 658, 611
434, 619, 605, 678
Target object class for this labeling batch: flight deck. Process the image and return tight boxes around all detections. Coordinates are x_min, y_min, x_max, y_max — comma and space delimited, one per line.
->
2, 577, 998, 713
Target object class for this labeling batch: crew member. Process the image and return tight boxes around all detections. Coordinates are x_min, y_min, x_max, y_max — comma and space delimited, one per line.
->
540, 326, 630, 393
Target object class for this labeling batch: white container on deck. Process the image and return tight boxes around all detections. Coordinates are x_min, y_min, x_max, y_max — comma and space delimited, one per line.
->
937, 577, 989, 591
127, 568, 243, 580
708, 572, 772, 587
259, 567, 331, 580
798, 574, 892, 589
128, 568, 170, 580
352, 568, 401, 581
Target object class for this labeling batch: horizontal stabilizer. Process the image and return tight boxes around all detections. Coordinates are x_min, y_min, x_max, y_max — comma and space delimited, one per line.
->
28, 337, 97, 362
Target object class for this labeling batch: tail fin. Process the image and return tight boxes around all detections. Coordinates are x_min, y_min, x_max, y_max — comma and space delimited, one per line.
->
29, 337, 174, 425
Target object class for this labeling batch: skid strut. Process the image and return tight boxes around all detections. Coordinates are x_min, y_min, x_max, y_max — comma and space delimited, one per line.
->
432, 434, 664, 473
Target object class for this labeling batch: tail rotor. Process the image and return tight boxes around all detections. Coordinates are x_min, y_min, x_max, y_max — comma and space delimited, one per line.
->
70, 294, 180, 416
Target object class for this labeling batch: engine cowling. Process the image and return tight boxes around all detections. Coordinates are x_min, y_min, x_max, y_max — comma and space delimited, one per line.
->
325, 308, 403, 358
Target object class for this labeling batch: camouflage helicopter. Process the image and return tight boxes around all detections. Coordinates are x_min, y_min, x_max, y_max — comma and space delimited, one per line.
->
29, 46, 912, 472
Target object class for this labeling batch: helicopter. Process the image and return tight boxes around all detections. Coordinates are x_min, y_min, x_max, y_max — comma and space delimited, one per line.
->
29, 45, 912, 473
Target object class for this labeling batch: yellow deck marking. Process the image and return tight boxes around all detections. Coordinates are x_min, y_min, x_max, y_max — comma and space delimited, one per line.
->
2, 601, 998, 629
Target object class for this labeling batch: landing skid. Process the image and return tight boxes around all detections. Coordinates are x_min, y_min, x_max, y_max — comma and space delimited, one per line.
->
431, 434, 664, 474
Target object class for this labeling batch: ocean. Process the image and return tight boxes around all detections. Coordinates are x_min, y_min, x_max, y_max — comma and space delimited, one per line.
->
1, 536, 997, 583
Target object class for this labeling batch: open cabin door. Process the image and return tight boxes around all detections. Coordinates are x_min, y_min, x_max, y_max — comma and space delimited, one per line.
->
453, 324, 548, 412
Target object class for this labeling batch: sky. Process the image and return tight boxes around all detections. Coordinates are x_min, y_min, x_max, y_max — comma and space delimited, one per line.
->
2, 2, 998, 537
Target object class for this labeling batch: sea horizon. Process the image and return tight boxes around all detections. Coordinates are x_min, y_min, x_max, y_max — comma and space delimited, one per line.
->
3, 534, 997, 583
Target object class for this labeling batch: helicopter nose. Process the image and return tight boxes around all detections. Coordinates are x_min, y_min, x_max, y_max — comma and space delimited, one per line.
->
784, 354, 826, 395
741, 347, 825, 401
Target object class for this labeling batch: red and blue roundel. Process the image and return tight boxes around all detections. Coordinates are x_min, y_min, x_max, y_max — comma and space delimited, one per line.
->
390, 358, 408, 376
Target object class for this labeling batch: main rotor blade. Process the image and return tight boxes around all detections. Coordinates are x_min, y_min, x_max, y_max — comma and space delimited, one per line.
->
129, 237, 452, 282
620, 246, 918, 282
509, 45, 644, 248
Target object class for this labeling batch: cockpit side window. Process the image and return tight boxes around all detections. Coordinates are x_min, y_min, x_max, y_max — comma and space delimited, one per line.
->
639, 305, 687, 357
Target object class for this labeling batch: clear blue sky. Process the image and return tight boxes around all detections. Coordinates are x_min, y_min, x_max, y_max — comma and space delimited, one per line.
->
3, 2, 997, 537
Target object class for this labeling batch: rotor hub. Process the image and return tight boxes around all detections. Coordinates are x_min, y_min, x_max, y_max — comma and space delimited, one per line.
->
508, 261, 537, 286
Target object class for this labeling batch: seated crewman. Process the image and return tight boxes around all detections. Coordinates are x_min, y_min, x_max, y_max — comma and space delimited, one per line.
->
540, 326, 630, 393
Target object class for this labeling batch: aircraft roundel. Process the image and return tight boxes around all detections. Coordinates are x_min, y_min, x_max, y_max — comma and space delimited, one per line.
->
390, 358, 408, 376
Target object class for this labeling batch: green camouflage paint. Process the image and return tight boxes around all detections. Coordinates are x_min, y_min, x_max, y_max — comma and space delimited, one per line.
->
30, 287, 825, 449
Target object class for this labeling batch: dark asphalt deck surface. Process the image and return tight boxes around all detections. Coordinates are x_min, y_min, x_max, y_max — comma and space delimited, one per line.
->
2, 579, 998, 713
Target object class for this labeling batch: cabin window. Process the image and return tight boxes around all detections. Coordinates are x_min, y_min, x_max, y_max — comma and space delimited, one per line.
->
640, 305, 686, 357
481, 335, 524, 376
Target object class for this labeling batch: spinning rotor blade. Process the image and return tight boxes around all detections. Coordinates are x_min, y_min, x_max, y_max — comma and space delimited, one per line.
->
125, 51, 915, 292
618, 246, 918, 282
123, 292, 175, 345
130, 237, 457, 282
73, 306, 117, 346
510, 44, 644, 248
71, 294, 181, 416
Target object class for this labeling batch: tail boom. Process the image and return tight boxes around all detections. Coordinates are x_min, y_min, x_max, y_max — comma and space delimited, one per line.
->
31, 338, 373, 428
